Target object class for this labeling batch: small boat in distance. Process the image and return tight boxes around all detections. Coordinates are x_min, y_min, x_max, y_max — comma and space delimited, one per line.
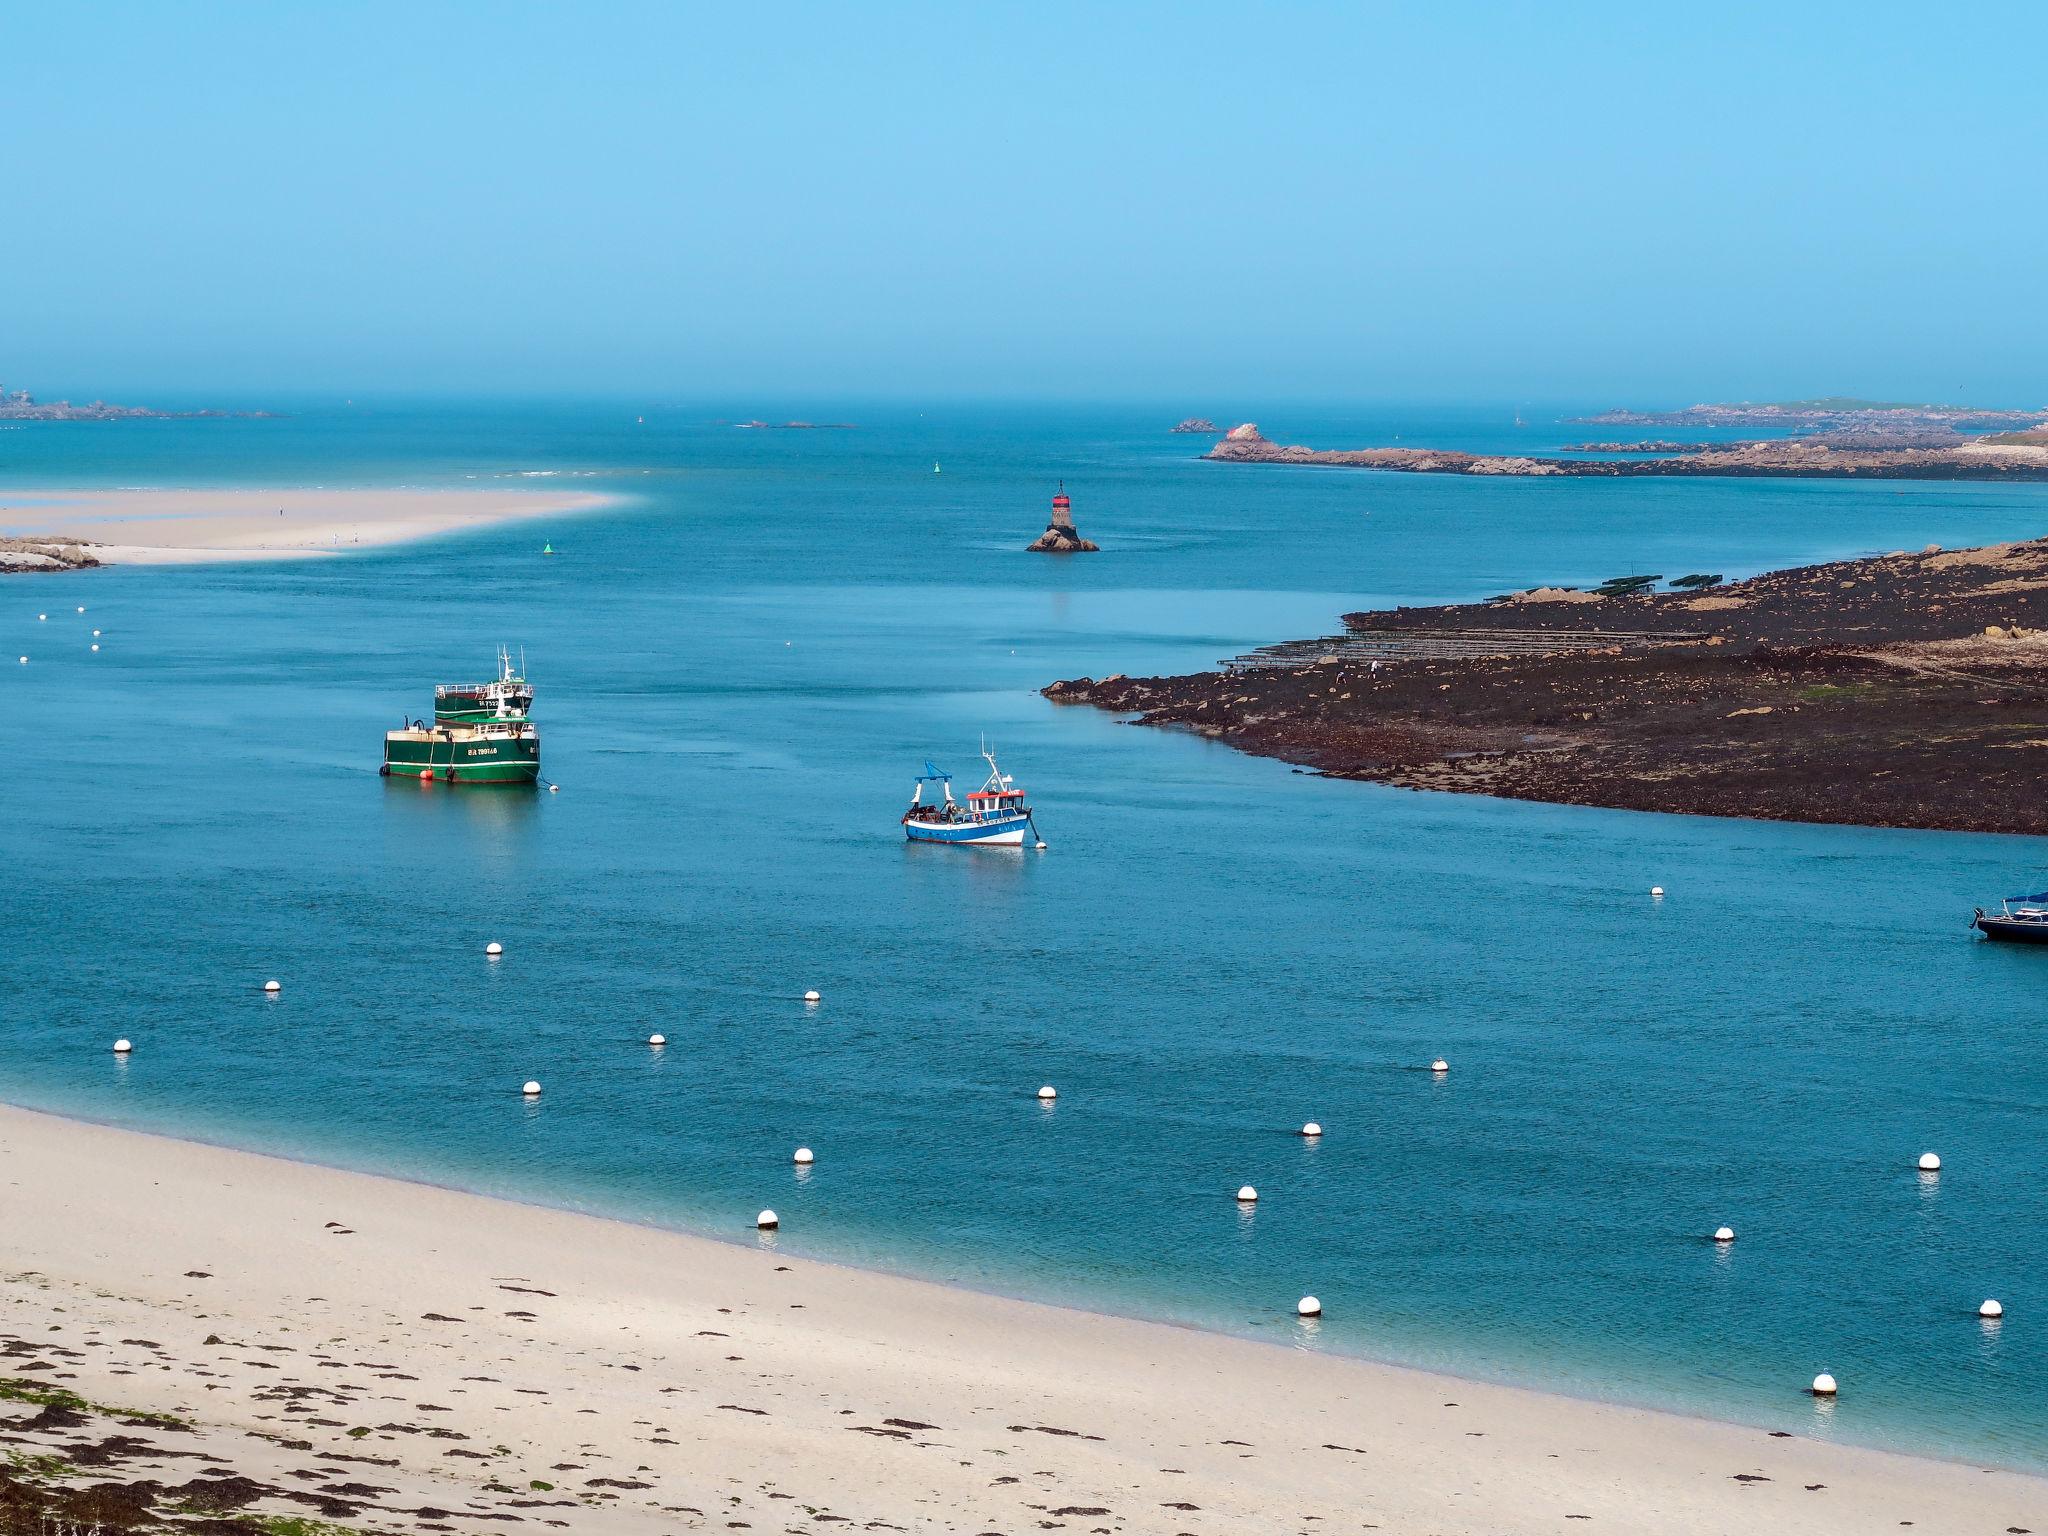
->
1972, 893, 2048, 943
903, 746, 1040, 846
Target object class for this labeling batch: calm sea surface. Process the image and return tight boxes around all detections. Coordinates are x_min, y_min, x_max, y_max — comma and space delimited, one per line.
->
2, 403, 2044, 1469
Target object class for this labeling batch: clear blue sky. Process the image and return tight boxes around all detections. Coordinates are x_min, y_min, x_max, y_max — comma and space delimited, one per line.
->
6, 1, 2044, 404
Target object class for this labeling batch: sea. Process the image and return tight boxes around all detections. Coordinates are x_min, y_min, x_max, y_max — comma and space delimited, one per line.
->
2, 401, 2043, 1471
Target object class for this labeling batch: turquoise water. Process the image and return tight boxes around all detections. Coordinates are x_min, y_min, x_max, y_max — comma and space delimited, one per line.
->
2, 403, 2044, 1470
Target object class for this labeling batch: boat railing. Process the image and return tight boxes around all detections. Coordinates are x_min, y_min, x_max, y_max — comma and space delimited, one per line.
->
436, 681, 530, 698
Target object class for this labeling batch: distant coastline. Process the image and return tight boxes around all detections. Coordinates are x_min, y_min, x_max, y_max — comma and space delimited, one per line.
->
1205, 420, 2048, 481
1200, 399, 2048, 482
0, 385, 279, 421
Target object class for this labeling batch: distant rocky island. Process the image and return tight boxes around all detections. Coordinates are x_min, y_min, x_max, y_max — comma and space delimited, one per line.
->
0, 386, 277, 421
1204, 408, 2048, 481
1169, 417, 1220, 434
1045, 536, 2048, 834
733, 419, 857, 429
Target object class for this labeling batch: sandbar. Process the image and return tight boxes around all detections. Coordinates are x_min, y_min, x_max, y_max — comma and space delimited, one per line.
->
0, 484, 615, 566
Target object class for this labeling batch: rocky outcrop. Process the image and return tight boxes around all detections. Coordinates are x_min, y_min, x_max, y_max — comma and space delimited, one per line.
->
1041, 537, 2048, 834
1028, 528, 1099, 552
1206, 427, 1565, 475
0, 537, 101, 573
1169, 418, 1219, 433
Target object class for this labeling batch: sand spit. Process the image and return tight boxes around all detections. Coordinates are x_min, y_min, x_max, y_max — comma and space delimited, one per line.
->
0, 486, 616, 567
0, 1103, 2038, 1534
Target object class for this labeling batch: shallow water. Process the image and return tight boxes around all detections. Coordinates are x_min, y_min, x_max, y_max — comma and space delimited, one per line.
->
2, 402, 2044, 1469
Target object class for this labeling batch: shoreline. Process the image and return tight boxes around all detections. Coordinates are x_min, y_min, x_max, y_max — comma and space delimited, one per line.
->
0, 1090, 1910, 1467
0, 1100, 2040, 1535
0, 483, 619, 568
1046, 534, 2048, 834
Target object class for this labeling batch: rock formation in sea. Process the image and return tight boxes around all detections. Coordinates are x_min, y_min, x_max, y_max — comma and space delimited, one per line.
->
1026, 484, 1098, 553
1169, 417, 1219, 433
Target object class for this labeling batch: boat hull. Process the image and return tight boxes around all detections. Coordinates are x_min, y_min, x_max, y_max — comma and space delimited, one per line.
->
1974, 912, 2048, 943
383, 728, 540, 785
904, 814, 1031, 846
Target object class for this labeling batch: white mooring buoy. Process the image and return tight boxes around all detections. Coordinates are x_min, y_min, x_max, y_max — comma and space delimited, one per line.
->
262, 979, 281, 993
756, 1208, 779, 1229
793, 1147, 814, 1165
486, 941, 503, 956
1650, 885, 1665, 898
1237, 1185, 1259, 1203
36, 613, 45, 622
1430, 1058, 1449, 1073
1980, 1298, 2004, 1319
1300, 1121, 1323, 1138
802, 989, 821, 1003
1919, 1151, 1941, 1172
1713, 1226, 1735, 1243
1810, 1373, 1838, 1397
1297, 1295, 1322, 1317
1037, 1084, 1057, 1100
91, 643, 99, 652
16, 657, 25, 665
648, 1033, 666, 1046
522, 1080, 541, 1097
112, 1038, 132, 1054
92, 629, 101, 637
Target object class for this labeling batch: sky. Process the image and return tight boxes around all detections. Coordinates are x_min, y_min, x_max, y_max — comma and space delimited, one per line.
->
4, 1, 2046, 405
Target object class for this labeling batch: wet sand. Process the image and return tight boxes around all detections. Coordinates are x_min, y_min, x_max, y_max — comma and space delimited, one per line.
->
0, 485, 615, 565
0, 1102, 2038, 1534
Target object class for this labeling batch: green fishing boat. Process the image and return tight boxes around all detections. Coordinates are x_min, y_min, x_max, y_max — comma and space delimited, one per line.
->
382, 647, 541, 785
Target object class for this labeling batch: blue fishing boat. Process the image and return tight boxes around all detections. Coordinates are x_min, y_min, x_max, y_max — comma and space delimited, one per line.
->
903, 746, 1042, 847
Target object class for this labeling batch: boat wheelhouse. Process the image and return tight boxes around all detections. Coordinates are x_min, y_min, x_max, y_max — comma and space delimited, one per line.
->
903, 746, 1040, 846
434, 646, 535, 724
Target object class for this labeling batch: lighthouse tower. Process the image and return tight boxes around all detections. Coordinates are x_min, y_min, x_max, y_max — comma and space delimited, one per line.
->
1027, 480, 1098, 553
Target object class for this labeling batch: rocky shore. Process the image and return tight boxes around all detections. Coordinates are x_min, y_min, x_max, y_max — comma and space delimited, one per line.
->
0, 536, 101, 573
1045, 538, 2048, 833
1203, 423, 2048, 481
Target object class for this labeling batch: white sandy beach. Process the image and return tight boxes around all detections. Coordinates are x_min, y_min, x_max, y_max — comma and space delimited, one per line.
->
0, 485, 614, 564
0, 1103, 2037, 1535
